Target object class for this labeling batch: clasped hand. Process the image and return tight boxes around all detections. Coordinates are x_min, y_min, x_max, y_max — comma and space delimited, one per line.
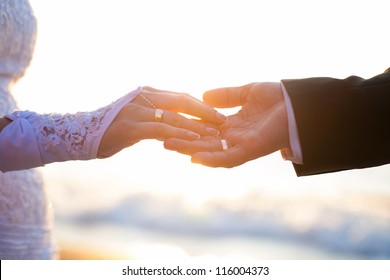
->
164, 82, 290, 167
98, 86, 226, 158
100, 83, 290, 168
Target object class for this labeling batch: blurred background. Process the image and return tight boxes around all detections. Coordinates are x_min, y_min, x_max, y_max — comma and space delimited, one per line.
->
14, 0, 390, 259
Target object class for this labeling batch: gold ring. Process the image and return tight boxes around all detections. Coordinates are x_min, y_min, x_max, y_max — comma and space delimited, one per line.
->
220, 139, 228, 150
154, 109, 164, 122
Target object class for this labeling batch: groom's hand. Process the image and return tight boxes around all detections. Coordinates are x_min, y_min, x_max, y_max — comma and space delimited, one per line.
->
164, 82, 290, 167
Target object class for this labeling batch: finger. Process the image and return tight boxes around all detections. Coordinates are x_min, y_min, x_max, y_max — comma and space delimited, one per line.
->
164, 137, 223, 155
191, 146, 249, 168
121, 104, 220, 136
159, 110, 221, 136
137, 122, 201, 141
203, 83, 254, 108
139, 87, 227, 124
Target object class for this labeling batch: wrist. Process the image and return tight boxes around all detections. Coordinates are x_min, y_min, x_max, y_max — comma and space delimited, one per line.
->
0, 117, 11, 134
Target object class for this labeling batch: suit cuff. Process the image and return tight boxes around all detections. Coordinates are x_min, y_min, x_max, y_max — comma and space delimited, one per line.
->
280, 82, 303, 164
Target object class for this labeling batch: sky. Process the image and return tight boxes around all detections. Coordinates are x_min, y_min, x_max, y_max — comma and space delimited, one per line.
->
13, 0, 390, 209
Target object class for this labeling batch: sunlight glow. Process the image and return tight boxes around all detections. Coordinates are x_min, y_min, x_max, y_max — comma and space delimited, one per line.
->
16, 0, 390, 211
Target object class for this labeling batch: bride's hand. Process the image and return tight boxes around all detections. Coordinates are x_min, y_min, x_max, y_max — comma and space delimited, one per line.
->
98, 86, 227, 158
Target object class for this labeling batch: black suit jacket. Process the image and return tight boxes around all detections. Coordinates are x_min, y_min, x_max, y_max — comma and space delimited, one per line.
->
282, 68, 390, 176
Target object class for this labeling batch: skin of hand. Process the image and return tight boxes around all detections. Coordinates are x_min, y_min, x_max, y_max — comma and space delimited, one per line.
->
164, 82, 290, 167
98, 86, 227, 158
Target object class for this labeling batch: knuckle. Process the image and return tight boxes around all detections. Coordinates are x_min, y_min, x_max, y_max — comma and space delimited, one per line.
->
169, 113, 187, 127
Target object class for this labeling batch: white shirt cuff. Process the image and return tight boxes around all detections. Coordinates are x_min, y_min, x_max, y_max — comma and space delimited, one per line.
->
280, 82, 303, 164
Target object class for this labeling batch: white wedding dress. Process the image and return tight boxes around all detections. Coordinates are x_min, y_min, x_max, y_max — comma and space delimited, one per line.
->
0, 0, 138, 259
0, 0, 56, 260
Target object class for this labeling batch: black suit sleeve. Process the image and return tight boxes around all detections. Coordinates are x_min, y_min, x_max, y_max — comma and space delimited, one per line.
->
282, 70, 390, 176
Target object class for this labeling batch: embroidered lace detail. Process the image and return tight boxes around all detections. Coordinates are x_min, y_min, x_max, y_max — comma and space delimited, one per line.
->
0, 0, 56, 259
0, 81, 16, 113
1, 0, 36, 114
37, 106, 113, 157
0, 0, 36, 81
0, 169, 56, 259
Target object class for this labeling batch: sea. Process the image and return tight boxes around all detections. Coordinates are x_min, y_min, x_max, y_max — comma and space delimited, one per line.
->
43, 146, 390, 260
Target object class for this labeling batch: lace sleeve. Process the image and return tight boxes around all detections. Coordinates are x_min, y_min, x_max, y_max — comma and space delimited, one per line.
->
0, 88, 140, 172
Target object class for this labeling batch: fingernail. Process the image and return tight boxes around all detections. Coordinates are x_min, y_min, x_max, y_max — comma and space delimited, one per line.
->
206, 127, 220, 136
187, 131, 200, 140
216, 112, 227, 122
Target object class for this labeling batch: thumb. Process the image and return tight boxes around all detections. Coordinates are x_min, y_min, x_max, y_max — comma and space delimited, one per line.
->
203, 83, 252, 108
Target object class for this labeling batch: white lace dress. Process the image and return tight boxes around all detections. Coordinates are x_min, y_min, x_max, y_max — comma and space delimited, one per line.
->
0, 0, 56, 260
0, 0, 138, 259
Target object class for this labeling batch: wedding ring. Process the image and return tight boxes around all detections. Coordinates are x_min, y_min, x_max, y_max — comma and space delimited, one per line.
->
220, 139, 228, 150
154, 109, 164, 122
